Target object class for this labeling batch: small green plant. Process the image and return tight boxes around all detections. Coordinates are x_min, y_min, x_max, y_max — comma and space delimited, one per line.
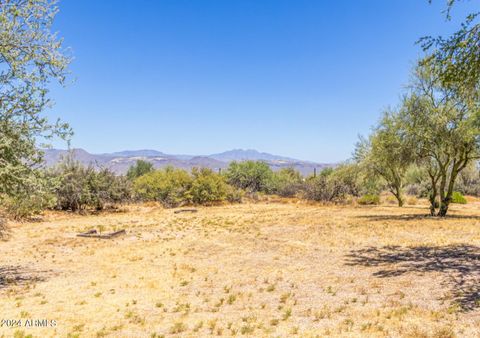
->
451, 191, 467, 204
169, 321, 187, 334
358, 194, 380, 205
282, 308, 292, 320
227, 294, 237, 304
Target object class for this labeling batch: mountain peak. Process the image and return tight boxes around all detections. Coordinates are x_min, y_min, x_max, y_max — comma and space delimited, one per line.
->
209, 149, 298, 162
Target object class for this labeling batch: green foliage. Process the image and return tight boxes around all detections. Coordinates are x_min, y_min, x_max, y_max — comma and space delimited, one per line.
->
133, 166, 192, 207
421, 1, 480, 97
225, 161, 274, 193
0, 0, 71, 200
269, 168, 303, 197
0, 172, 56, 219
357, 194, 380, 205
401, 64, 479, 215
127, 160, 154, 180
328, 163, 365, 197
189, 168, 228, 204
303, 174, 348, 202
454, 163, 480, 196
356, 110, 414, 207
53, 157, 131, 211
451, 191, 467, 204
225, 185, 244, 203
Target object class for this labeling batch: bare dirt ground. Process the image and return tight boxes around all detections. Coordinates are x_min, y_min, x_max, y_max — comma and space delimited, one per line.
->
1, 198, 480, 337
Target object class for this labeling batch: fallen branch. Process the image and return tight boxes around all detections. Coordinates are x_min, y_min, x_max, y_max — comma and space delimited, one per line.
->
77, 229, 126, 239
174, 209, 198, 214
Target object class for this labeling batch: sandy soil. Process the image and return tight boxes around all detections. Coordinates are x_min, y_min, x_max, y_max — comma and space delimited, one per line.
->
1, 199, 480, 337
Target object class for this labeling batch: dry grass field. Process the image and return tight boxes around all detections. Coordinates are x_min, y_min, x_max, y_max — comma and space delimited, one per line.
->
2, 198, 480, 337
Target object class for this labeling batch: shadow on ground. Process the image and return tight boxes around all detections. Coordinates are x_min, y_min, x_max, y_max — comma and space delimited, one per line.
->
346, 245, 480, 311
0, 266, 47, 290
356, 214, 480, 222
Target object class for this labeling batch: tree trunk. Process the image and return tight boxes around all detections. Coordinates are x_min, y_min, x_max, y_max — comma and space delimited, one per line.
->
394, 186, 404, 207
437, 167, 448, 217
438, 196, 451, 217
439, 165, 460, 217
428, 174, 438, 216
429, 192, 437, 216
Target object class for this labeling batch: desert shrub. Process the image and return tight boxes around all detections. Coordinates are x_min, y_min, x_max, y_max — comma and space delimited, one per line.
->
455, 163, 480, 196
225, 161, 273, 193
127, 160, 154, 180
451, 191, 467, 204
358, 194, 380, 205
270, 168, 303, 197
189, 168, 228, 204
133, 166, 192, 207
384, 195, 398, 205
407, 196, 418, 205
53, 160, 92, 211
53, 158, 131, 211
1, 192, 55, 219
88, 169, 132, 209
329, 163, 364, 197
302, 175, 349, 202
225, 185, 244, 203
0, 171, 57, 219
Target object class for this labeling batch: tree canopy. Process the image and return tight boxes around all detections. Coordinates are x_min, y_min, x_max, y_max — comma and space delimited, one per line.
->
0, 0, 71, 199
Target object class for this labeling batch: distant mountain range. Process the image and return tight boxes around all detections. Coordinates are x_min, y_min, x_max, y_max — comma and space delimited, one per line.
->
42, 148, 333, 176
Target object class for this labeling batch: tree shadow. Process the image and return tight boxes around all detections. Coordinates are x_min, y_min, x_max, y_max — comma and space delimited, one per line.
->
356, 214, 480, 222
346, 244, 480, 311
0, 265, 48, 290
0, 217, 8, 241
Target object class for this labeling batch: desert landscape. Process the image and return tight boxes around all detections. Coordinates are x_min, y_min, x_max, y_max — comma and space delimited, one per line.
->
2, 1, 480, 337
2, 198, 480, 337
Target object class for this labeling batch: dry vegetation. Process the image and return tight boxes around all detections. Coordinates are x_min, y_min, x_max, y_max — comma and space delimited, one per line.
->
2, 198, 480, 337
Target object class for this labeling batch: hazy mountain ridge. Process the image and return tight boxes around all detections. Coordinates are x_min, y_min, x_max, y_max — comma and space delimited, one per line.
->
43, 148, 333, 176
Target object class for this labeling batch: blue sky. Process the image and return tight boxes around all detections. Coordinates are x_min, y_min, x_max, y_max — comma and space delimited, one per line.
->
48, 0, 477, 162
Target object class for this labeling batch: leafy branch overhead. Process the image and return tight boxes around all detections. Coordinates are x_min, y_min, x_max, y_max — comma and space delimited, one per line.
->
0, 0, 71, 199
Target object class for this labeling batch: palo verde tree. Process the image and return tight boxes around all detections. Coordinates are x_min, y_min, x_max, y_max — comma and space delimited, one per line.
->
0, 0, 71, 222
0, 0, 71, 213
355, 110, 413, 207
401, 63, 480, 216
421, 0, 480, 97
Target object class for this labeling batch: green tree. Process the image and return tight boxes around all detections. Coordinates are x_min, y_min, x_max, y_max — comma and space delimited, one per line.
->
270, 168, 303, 197
189, 168, 228, 204
356, 111, 413, 207
0, 0, 71, 214
401, 64, 480, 216
127, 160, 154, 180
133, 167, 192, 207
225, 161, 273, 193
421, 0, 480, 97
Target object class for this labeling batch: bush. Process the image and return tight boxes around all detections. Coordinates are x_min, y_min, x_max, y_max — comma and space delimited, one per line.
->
53, 158, 131, 211
455, 163, 480, 196
127, 160, 154, 180
133, 166, 192, 207
270, 168, 303, 197
225, 185, 244, 203
0, 171, 57, 219
225, 161, 273, 193
189, 168, 228, 204
407, 196, 418, 205
302, 175, 349, 202
451, 191, 467, 204
1, 192, 55, 219
358, 194, 380, 205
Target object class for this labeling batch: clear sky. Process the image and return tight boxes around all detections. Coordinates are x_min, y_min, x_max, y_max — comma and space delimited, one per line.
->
48, 0, 477, 163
